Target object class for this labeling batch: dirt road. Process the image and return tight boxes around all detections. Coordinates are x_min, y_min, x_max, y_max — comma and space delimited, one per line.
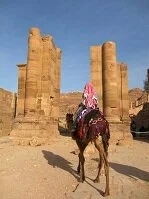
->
0, 136, 149, 199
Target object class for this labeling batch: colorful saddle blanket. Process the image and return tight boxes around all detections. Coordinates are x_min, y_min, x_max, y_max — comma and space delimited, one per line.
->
76, 109, 110, 140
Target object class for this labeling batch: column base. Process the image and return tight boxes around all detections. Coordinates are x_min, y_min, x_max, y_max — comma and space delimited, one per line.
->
105, 116, 121, 123
109, 121, 133, 145
10, 116, 59, 145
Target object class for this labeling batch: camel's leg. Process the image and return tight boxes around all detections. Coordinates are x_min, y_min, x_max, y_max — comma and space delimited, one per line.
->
102, 150, 110, 196
93, 137, 103, 183
77, 160, 80, 174
78, 151, 85, 182
93, 150, 103, 183
94, 136, 110, 196
76, 141, 87, 182
76, 141, 86, 174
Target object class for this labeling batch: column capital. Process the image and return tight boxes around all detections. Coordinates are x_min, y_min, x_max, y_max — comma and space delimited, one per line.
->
17, 64, 27, 68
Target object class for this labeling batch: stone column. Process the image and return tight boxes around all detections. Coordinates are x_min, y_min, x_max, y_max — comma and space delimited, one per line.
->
40, 36, 51, 118
11, 92, 17, 118
117, 63, 122, 120
16, 64, 27, 117
56, 48, 62, 99
54, 48, 62, 119
102, 41, 120, 122
90, 46, 103, 110
49, 38, 57, 120
120, 63, 129, 121
25, 28, 42, 117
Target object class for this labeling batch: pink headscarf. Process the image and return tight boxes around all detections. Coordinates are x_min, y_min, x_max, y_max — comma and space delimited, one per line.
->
82, 82, 98, 109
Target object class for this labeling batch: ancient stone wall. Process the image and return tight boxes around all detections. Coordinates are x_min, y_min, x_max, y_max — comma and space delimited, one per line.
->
59, 92, 82, 128
0, 88, 16, 136
11, 28, 61, 144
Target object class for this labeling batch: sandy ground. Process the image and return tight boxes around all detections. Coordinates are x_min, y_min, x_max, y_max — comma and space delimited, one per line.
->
0, 135, 149, 199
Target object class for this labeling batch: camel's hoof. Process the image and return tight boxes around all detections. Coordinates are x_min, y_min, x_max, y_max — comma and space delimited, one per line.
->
93, 178, 99, 183
78, 179, 84, 183
78, 177, 85, 183
103, 191, 110, 197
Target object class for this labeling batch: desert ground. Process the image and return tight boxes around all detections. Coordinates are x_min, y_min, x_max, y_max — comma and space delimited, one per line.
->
0, 135, 149, 199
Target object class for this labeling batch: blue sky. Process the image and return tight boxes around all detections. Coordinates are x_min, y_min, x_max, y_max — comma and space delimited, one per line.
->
0, 0, 149, 93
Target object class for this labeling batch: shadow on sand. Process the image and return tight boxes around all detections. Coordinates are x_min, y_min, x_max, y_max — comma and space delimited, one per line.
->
109, 162, 149, 182
42, 150, 106, 196
42, 150, 79, 180
92, 158, 149, 182
85, 177, 105, 196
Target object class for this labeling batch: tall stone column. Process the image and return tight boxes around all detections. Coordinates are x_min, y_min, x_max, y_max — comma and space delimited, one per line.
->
120, 63, 129, 121
40, 36, 51, 118
48, 38, 57, 120
56, 48, 61, 99
11, 92, 17, 118
117, 63, 122, 120
25, 28, 42, 117
54, 48, 62, 119
16, 64, 27, 117
90, 46, 103, 110
102, 41, 120, 122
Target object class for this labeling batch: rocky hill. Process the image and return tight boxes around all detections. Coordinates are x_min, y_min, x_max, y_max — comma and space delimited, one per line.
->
128, 88, 144, 102
128, 88, 149, 131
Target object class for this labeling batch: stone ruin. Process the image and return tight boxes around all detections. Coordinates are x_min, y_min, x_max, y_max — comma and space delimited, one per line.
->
0, 89, 16, 136
90, 42, 132, 144
10, 28, 62, 145
2, 28, 132, 145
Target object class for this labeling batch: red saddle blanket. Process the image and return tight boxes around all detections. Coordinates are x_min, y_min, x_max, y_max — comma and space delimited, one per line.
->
76, 109, 110, 140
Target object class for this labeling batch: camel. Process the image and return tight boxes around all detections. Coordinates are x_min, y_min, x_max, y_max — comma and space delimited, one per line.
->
69, 109, 110, 197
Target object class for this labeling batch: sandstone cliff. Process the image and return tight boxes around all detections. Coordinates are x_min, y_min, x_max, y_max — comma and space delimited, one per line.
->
0, 88, 16, 136
128, 88, 144, 102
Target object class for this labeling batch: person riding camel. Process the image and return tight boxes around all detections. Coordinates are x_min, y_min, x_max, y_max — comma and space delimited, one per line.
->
70, 82, 99, 134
